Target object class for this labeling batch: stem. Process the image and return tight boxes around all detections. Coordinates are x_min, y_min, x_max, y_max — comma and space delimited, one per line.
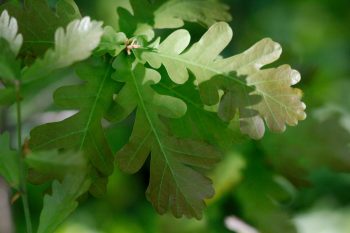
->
15, 80, 33, 233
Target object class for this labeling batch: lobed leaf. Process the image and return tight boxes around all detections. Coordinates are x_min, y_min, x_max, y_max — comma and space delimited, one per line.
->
0, 10, 23, 56
139, 22, 306, 139
37, 174, 90, 233
23, 17, 104, 82
112, 55, 220, 219
29, 59, 118, 195
117, 0, 231, 39
0, 0, 80, 57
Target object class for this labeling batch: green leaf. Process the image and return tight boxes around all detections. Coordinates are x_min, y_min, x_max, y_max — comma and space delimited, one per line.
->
0, 10, 23, 56
153, 72, 243, 151
0, 132, 20, 189
153, 0, 232, 28
23, 17, 104, 83
29, 59, 117, 184
112, 55, 220, 219
0, 0, 80, 57
235, 155, 297, 233
26, 150, 87, 183
94, 26, 127, 56
117, 0, 231, 39
37, 174, 90, 233
0, 38, 21, 80
139, 22, 306, 139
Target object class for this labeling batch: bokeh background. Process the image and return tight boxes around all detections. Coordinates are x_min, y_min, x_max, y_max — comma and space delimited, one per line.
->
4, 0, 350, 232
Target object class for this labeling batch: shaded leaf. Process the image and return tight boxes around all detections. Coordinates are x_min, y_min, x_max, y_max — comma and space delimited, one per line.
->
0, 10, 22, 56
26, 150, 87, 183
0, 132, 20, 189
0, 0, 80, 57
117, 0, 231, 39
112, 55, 220, 219
235, 154, 297, 233
0, 38, 21, 81
29, 59, 117, 189
23, 17, 104, 83
37, 173, 90, 233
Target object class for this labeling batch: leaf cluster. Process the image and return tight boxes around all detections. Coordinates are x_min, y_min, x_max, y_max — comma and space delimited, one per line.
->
0, 0, 306, 232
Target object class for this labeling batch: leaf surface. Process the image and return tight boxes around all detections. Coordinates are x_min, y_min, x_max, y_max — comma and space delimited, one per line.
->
113, 55, 220, 219
0, 132, 20, 189
37, 174, 90, 233
23, 17, 104, 82
139, 22, 306, 139
29, 59, 117, 186
0, 0, 80, 57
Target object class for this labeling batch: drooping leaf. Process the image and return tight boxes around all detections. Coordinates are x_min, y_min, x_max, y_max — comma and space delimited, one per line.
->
138, 22, 306, 139
0, 10, 23, 56
0, 132, 20, 189
112, 55, 221, 219
0, 0, 80, 57
29, 59, 118, 194
37, 174, 90, 233
23, 17, 104, 83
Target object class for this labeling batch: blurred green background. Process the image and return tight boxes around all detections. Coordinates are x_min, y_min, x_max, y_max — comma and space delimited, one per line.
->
7, 0, 350, 232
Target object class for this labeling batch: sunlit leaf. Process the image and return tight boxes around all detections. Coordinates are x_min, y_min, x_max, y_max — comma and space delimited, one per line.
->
139, 22, 306, 139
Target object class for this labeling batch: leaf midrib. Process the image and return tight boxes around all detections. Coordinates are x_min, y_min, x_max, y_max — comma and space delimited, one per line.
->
129, 64, 197, 214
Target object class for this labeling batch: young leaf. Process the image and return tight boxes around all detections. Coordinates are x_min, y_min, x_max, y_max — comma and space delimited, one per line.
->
0, 132, 20, 189
37, 174, 90, 233
112, 55, 220, 219
0, 10, 23, 56
29, 59, 117, 185
0, 0, 80, 57
94, 26, 127, 56
138, 22, 306, 139
23, 17, 104, 82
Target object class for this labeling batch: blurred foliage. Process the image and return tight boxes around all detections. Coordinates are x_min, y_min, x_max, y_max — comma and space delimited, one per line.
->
1, 0, 349, 232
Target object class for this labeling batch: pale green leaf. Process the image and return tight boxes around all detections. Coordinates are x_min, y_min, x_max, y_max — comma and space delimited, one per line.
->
154, 0, 232, 28
139, 22, 306, 139
112, 55, 220, 219
23, 17, 104, 82
0, 132, 20, 189
37, 174, 91, 233
94, 26, 127, 56
0, 10, 22, 56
